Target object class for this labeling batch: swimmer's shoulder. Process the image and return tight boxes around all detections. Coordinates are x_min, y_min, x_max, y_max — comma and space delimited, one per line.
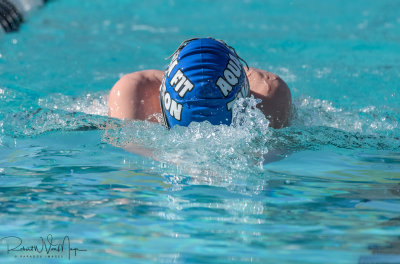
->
108, 70, 163, 120
117, 70, 163, 86
245, 67, 289, 97
245, 67, 292, 128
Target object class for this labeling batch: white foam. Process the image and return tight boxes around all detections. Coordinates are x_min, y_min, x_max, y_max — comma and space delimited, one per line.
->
38, 92, 109, 116
102, 96, 272, 194
293, 96, 399, 134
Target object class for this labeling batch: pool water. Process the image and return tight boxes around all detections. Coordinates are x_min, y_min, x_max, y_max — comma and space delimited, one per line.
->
1, 0, 399, 263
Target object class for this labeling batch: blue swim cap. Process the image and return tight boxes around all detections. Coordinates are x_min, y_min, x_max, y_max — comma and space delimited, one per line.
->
160, 38, 250, 128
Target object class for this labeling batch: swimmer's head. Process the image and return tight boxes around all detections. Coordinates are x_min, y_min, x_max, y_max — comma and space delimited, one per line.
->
159, 37, 250, 129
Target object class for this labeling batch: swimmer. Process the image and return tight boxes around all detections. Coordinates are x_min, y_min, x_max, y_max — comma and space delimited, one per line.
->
108, 37, 291, 129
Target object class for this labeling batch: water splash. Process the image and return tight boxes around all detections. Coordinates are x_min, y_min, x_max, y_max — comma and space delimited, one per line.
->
38, 92, 109, 116
1, 91, 109, 138
270, 96, 400, 152
1, 90, 399, 176
102, 96, 272, 194
292, 96, 399, 134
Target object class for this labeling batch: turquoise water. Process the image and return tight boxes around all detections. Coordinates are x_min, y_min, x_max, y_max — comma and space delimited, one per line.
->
0, 0, 400, 263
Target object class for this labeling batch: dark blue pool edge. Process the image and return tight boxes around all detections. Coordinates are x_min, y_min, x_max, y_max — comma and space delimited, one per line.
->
0, 0, 48, 33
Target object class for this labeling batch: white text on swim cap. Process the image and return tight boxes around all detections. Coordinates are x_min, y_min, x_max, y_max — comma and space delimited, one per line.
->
170, 69, 194, 98
160, 75, 183, 121
167, 59, 178, 77
160, 76, 182, 121
216, 54, 242, 97
163, 91, 182, 120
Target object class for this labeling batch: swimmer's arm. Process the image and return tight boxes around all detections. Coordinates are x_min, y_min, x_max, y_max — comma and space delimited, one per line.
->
108, 70, 163, 120
245, 67, 292, 128
108, 70, 163, 157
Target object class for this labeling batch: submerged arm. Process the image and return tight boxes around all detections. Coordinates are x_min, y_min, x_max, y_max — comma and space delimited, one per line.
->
108, 70, 163, 156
